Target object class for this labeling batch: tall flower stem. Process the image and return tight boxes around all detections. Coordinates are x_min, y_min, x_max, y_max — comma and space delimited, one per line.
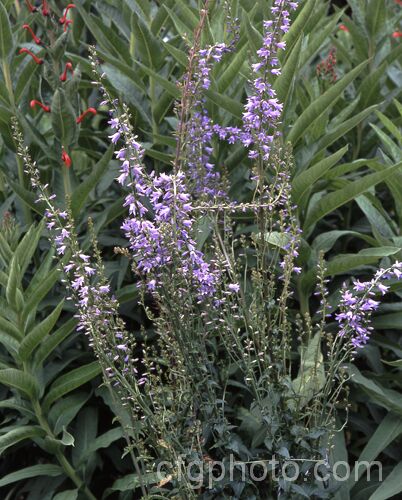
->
173, 0, 210, 174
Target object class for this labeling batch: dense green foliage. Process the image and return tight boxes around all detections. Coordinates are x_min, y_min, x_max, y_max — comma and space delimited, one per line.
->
0, 0, 402, 498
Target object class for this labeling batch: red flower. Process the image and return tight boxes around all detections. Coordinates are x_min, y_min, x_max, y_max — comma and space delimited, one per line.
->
30, 100, 51, 112
62, 149, 72, 168
42, 0, 50, 16
392, 31, 402, 38
395, 0, 402, 5
60, 62, 74, 82
59, 4, 76, 24
24, 0, 37, 13
22, 24, 41, 44
339, 24, 349, 32
19, 48, 43, 65
64, 19, 73, 32
76, 108, 97, 123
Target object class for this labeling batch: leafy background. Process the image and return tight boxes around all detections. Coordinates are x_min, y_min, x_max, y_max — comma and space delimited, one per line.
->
0, 0, 402, 498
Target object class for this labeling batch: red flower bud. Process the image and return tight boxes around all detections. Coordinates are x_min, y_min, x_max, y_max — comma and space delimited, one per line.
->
25, 0, 37, 12
30, 99, 51, 112
42, 0, 50, 16
59, 62, 74, 82
59, 4, 76, 24
64, 19, 73, 32
62, 149, 72, 168
22, 24, 41, 44
19, 48, 43, 65
392, 31, 402, 38
76, 108, 97, 124
339, 24, 349, 32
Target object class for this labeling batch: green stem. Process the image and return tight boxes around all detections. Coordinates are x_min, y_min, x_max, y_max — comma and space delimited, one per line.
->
31, 400, 96, 500
62, 164, 72, 198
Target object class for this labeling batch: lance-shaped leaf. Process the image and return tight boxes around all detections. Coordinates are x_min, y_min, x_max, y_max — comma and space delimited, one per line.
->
292, 146, 348, 205
287, 60, 369, 145
71, 145, 114, 219
0, 426, 46, 455
19, 301, 64, 361
0, 368, 40, 399
0, 1, 13, 60
51, 89, 77, 147
0, 464, 63, 488
303, 161, 402, 230
43, 362, 102, 411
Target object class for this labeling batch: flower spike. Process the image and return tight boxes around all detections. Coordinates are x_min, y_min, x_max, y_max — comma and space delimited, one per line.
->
19, 48, 43, 65
22, 24, 41, 44
59, 4, 76, 24
25, 0, 37, 12
59, 62, 74, 82
62, 149, 72, 168
30, 100, 51, 112
76, 108, 97, 123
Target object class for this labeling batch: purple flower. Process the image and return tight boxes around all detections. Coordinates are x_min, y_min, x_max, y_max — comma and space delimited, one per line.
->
241, 1, 298, 162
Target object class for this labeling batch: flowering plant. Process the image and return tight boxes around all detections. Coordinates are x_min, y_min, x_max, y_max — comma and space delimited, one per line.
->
1, 0, 402, 499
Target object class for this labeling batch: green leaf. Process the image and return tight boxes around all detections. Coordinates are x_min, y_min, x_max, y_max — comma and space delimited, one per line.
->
348, 413, 402, 488
22, 265, 61, 326
19, 300, 64, 361
49, 392, 90, 435
34, 318, 78, 366
51, 89, 77, 148
0, 316, 23, 341
6, 255, 20, 311
292, 333, 325, 408
313, 105, 377, 157
0, 464, 63, 488
13, 221, 44, 278
375, 109, 402, 145
304, 162, 402, 230
43, 362, 101, 411
368, 461, 402, 500
6, 179, 46, 216
274, 34, 302, 106
287, 60, 369, 144
134, 59, 180, 98
53, 491, 78, 500
0, 426, 46, 454
79, 427, 123, 463
366, 0, 385, 39
243, 11, 262, 53
104, 473, 160, 495
370, 123, 401, 163
372, 313, 402, 330
206, 89, 243, 119
61, 427, 75, 447
348, 364, 402, 415
283, 0, 316, 52
0, 1, 13, 60
163, 41, 187, 67
0, 330, 19, 354
325, 247, 400, 276
131, 11, 162, 68
311, 230, 375, 254
0, 368, 40, 399
71, 146, 114, 219
292, 146, 348, 204
218, 44, 248, 93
